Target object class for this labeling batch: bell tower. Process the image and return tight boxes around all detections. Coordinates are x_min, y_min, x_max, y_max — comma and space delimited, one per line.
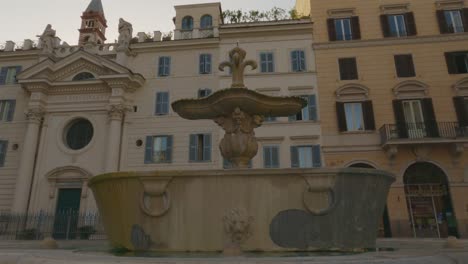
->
78, 0, 107, 45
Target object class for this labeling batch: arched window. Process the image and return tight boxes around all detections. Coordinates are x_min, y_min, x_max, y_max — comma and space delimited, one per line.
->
72, 72, 95, 81
200, 15, 213, 29
182, 16, 194, 30
65, 118, 94, 150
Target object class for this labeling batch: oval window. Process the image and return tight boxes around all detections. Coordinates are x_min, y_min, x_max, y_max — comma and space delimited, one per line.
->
65, 119, 94, 150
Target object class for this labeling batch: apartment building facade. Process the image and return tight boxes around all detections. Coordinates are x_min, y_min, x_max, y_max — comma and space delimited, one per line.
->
303, 0, 468, 238
0, 1, 320, 218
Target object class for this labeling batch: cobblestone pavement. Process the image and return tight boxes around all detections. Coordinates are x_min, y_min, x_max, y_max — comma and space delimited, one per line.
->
0, 239, 466, 264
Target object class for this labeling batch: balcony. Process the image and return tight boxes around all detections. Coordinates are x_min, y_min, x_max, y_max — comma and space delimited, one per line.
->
379, 122, 468, 146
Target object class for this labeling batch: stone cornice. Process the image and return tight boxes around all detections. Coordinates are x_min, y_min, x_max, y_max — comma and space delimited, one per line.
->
0, 49, 41, 60
131, 38, 220, 53
313, 33, 468, 50
220, 22, 313, 38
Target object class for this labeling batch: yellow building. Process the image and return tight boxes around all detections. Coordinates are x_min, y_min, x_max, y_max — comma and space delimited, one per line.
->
309, 0, 468, 238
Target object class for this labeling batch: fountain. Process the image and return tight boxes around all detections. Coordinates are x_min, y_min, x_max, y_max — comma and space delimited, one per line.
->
89, 47, 395, 254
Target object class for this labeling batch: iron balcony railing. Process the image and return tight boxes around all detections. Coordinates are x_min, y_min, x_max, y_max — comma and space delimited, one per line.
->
380, 122, 468, 144
0, 211, 106, 240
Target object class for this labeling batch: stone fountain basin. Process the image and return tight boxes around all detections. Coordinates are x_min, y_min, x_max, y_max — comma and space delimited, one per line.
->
89, 168, 395, 252
171, 88, 307, 120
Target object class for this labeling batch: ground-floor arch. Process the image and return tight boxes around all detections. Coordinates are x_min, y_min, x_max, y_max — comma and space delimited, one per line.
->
404, 162, 459, 238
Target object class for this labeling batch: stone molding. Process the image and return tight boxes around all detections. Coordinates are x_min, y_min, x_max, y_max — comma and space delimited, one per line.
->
327, 8, 356, 18
46, 166, 92, 199
380, 3, 410, 14
336, 83, 370, 101
108, 104, 131, 120
313, 33, 468, 50
453, 77, 468, 96
393, 80, 429, 99
435, 0, 465, 9
25, 109, 46, 123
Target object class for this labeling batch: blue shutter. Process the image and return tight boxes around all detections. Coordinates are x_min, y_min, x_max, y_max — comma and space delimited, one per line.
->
203, 134, 211, 161
155, 93, 161, 115
312, 145, 322, 168
189, 134, 197, 161
308, 95, 317, 121
290, 146, 299, 168
14, 66, 22, 83
6, 100, 16, 122
268, 53, 274, 72
166, 57, 171, 76
166, 136, 173, 163
300, 51, 306, 71
199, 55, 204, 74
263, 146, 271, 168
0, 67, 8, 85
272, 146, 280, 168
0, 141, 7, 167
291, 51, 299, 72
162, 92, 169, 114
144, 136, 154, 164
260, 53, 267, 72
158, 58, 164, 76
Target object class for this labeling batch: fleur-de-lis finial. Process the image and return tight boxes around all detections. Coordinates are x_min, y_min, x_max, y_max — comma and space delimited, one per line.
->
219, 47, 258, 88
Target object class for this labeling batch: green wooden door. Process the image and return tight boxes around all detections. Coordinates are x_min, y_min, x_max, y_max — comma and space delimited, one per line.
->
53, 189, 81, 239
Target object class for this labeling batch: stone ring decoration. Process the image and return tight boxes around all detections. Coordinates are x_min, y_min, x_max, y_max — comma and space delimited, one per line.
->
139, 178, 172, 217
302, 186, 337, 216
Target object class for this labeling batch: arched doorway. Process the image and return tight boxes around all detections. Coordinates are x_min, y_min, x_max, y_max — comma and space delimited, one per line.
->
404, 162, 458, 238
349, 162, 392, 238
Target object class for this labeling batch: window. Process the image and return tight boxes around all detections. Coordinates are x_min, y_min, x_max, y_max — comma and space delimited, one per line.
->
0, 140, 7, 167
158, 56, 171, 77
72, 72, 95, 81
291, 145, 321, 168
394, 55, 416, 77
453, 97, 468, 127
182, 16, 194, 30
437, 9, 468, 33
290, 95, 317, 121
291, 50, 306, 72
338, 58, 358, 80
0, 66, 22, 85
260, 52, 275, 73
199, 54, 212, 74
144, 136, 173, 164
198, 89, 212, 98
0, 100, 16, 122
200, 15, 213, 29
445, 51, 468, 74
327, 17, 361, 41
381, 13, 417, 37
336, 101, 375, 132
264, 116, 277, 122
189, 134, 211, 162
392, 99, 439, 138
85, 20, 95, 28
65, 119, 94, 150
263, 145, 280, 168
155, 92, 169, 115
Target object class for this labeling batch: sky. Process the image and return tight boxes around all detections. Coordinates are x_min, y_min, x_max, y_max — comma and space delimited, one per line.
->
0, 0, 296, 46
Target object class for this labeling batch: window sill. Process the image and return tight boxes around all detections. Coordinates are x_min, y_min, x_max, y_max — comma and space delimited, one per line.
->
189, 160, 212, 163
340, 130, 376, 135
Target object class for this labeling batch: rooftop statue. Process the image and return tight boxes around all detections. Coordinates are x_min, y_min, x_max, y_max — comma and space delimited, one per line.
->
38, 24, 57, 54
117, 18, 133, 51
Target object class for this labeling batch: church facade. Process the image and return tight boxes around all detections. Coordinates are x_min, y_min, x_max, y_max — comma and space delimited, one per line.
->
0, 1, 319, 217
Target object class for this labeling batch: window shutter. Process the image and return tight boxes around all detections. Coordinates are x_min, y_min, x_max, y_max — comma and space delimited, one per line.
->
393, 100, 408, 138
422, 98, 439, 137
308, 95, 317, 121
144, 136, 154, 164
327, 18, 337, 41
0, 67, 8, 85
199, 55, 204, 74
395, 55, 415, 77
336, 102, 347, 132
405, 12, 417, 36
454, 97, 468, 126
290, 146, 299, 168
462, 8, 468, 32
299, 51, 306, 71
351, 16, 361, 40
445, 52, 458, 74
263, 146, 272, 168
162, 93, 169, 114
362, 101, 376, 130
155, 93, 162, 115
272, 146, 279, 168
167, 57, 171, 76
269, 53, 275, 72
380, 15, 391, 37
165, 136, 173, 163
158, 58, 164, 76
312, 145, 322, 168
203, 134, 211, 161
189, 134, 197, 161
14, 66, 22, 83
437, 10, 449, 34
260, 53, 267, 72
291, 51, 299, 72
6, 100, 16, 122
206, 55, 212, 74
0, 141, 7, 167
